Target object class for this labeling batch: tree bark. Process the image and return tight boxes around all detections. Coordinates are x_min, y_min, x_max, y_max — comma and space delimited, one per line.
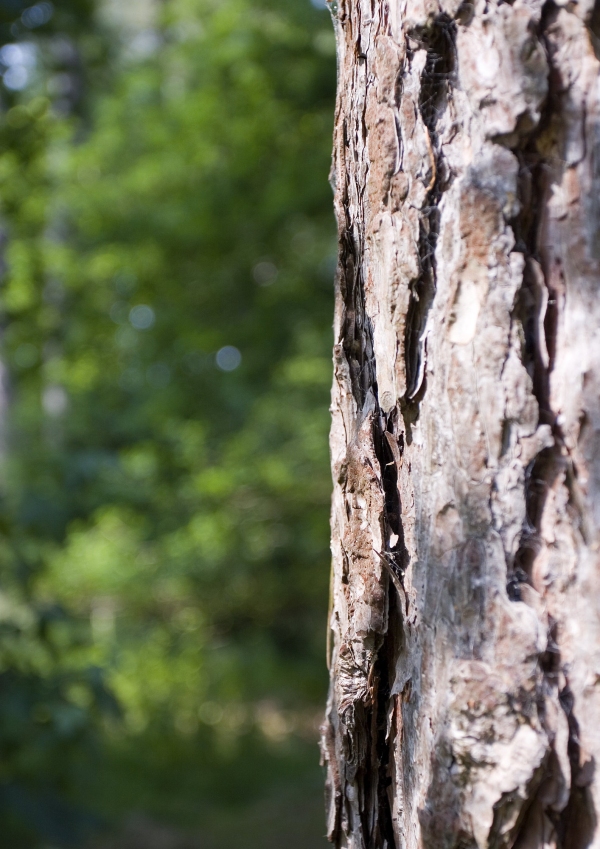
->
320, 1, 600, 847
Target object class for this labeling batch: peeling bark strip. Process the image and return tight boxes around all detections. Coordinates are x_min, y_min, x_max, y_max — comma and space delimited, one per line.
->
321, 0, 600, 847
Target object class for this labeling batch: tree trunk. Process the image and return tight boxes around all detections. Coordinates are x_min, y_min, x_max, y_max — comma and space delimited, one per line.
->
320, 1, 600, 847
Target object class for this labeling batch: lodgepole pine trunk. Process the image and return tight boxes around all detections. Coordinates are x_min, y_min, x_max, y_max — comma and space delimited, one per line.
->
320, 0, 600, 847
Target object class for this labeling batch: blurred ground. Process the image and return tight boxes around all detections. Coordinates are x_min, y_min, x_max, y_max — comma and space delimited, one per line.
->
89, 781, 329, 849
89, 773, 329, 849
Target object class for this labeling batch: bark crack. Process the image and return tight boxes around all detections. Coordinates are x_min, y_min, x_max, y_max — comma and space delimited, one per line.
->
403, 16, 456, 412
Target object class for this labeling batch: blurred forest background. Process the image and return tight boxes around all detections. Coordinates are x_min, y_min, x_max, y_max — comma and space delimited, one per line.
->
0, 0, 336, 845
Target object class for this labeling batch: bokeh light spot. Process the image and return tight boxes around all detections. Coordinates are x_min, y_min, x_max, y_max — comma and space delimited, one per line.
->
0, 42, 36, 91
0, 43, 34, 66
253, 260, 278, 286
42, 385, 68, 416
198, 702, 223, 726
215, 345, 241, 371
4, 65, 28, 90
129, 304, 155, 330
22, 2, 54, 28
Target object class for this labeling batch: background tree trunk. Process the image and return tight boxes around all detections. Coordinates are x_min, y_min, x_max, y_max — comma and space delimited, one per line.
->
320, 1, 600, 847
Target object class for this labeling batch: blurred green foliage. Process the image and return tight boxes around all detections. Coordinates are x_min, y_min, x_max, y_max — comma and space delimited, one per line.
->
0, 0, 336, 844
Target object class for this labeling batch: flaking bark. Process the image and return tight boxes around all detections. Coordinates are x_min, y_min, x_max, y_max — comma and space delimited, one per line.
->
320, 1, 600, 847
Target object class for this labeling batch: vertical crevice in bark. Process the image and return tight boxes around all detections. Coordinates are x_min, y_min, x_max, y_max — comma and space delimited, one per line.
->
373, 411, 407, 567
370, 628, 398, 849
339, 212, 376, 410
403, 16, 456, 407
332, 272, 407, 845
326, 96, 398, 849
554, 683, 598, 848
500, 0, 554, 591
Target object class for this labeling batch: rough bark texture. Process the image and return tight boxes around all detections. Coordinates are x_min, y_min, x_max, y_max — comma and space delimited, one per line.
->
320, 1, 600, 847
